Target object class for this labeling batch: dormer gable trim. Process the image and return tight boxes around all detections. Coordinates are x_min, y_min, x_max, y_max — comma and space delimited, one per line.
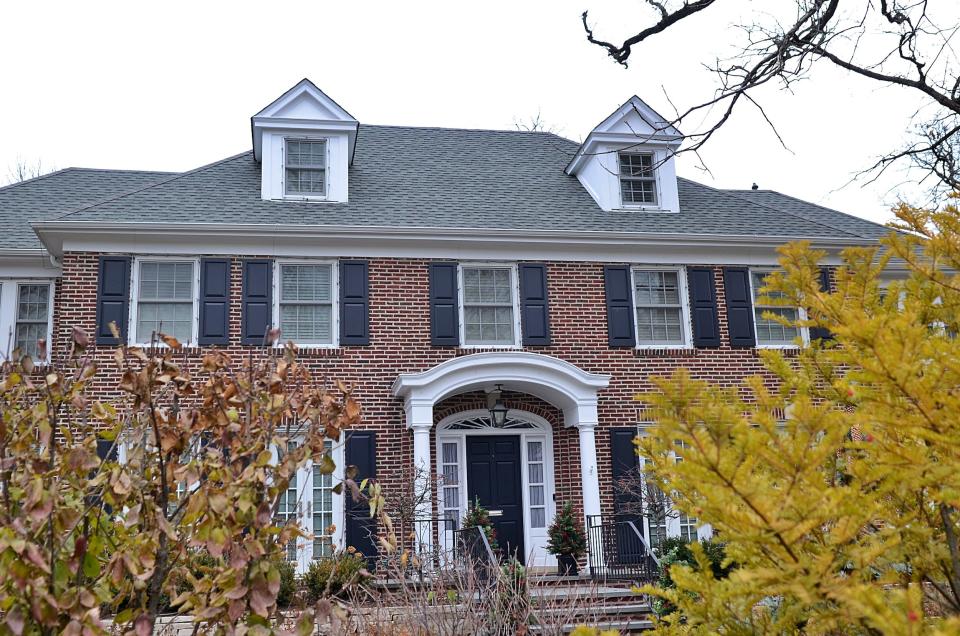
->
251, 78, 359, 163
565, 96, 682, 176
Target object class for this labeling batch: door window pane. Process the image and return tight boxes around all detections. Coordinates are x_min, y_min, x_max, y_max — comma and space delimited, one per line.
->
527, 441, 546, 528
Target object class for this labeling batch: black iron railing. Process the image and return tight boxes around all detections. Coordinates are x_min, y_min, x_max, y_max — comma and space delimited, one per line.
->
453, 525, 498, 586
586, 515, 660, 583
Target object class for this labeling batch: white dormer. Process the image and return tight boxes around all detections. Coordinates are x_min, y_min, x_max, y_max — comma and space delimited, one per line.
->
252, 79, 358, 203
566, 96, 682, 214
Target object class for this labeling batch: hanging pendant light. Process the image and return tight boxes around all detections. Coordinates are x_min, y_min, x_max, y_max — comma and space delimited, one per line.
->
489, 384, 509, 427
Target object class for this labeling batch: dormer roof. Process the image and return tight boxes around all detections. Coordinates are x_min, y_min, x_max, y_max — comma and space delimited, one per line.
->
250, 78, 359, 162
566, 95, 682, 175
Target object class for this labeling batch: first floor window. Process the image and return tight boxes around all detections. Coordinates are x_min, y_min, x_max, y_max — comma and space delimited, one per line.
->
461, 265, 517, 346
633, 268, 687, 346
750, 270, 800, 345
15, 283, 50, 359
312, 440, 335, 559
285, 138, 327, 197
277, 441, 300, 562
135, 260, 196, 344
278, 263, 334, 345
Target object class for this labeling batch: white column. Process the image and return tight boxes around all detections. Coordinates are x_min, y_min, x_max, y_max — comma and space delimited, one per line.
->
575, 406, 604, 575
577, 422, 602, 524
407, 399, 434, 557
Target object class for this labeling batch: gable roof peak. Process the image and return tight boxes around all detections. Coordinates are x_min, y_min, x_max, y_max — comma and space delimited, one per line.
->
250, 78, 359, 161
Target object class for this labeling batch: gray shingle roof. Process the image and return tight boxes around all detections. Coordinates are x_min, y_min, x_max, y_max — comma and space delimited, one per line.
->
727, 189, 895, 241
0, 168, 172, 249
12, 126, 893, 249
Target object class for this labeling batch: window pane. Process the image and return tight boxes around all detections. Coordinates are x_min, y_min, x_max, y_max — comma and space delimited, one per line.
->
527, 441, 543, 463
531, 508, 546, 528
137, 302, 193, 342
280, 304, 332, 343
15, 323, 46, 358
139, 261, 193, 300
619, 153, 654, 177
529, 463, 543, 484
442, 442, 458, 465
17, 284, 49, 321
621, 179, 657, 205
281, 265, 332, 302
287, 139, 326, 167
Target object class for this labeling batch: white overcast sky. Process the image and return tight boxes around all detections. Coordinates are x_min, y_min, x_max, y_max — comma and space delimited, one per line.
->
0, 0, 944, 225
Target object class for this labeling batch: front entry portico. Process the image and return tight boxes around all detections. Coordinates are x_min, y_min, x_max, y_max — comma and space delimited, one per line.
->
392, 352, 611, 568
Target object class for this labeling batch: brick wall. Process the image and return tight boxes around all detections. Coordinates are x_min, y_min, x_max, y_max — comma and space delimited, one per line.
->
54, 253, 790, 522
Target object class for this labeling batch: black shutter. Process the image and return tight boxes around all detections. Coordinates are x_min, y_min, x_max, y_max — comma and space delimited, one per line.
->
610, 428, 644, 562
688, 267, 721, 347
241, 259, 273, 345
604, 265, 636, 347
429, 262, 459, 346
723, 267, 756, 347
345, 431, 378, 566
96, 438, 118, 462
340, 260, 370, 346
95, 256, 131, 345
519, 263, 551, 346
198, 258, 231, 345
809, 267, 833, 342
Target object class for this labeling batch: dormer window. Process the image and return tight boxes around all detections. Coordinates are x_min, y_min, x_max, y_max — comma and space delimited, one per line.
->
284, 139, 327, 198
618, 152, 657, 206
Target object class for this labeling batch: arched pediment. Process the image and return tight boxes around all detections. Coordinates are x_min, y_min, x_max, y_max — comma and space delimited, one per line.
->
392, 352, 610, 429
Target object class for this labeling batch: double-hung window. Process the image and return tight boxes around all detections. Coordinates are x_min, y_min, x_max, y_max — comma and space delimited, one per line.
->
15, 283, 51, 359
285, 139, 327, 197
460, 265, 519, 346
277, 263, 336, 346
133, 260, 197, 345
750, 270, 802, 346
619, 152, 658, 206
633, 268, 689, 347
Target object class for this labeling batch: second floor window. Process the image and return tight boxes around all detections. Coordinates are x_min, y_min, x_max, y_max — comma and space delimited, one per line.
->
278, 263, 334, 345
285, 139, 327, 197
461, 265, 518, 346
134, 260, 196, 344
619, 152, 657, 206
751, 270, 801, 346
15, 283, 51, 359
633, 268, 688, 347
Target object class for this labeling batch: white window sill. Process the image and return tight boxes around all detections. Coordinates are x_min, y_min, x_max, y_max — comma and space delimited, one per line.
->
281, 194, 330, 202
274, 342, 339, 349
755, 344, 802, 349
459, 343, 522, 350
618, 205, 675, 213
635, 344, 693, 350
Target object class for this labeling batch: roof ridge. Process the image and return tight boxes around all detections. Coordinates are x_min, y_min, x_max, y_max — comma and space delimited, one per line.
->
55, 151, 252, 220
0, 167, 79, 194
677, 177, 866, 240
732, 188, 893, 234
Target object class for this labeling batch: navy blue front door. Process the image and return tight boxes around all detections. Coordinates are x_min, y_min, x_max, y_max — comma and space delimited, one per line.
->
466, 435, 525, 562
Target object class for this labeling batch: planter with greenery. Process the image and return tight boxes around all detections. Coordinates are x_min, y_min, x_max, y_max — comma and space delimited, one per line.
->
546, 502, 587, 576
462, 498, 499, 552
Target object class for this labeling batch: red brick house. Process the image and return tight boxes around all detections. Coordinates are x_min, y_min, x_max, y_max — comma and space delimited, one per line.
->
1, 79, 894, 573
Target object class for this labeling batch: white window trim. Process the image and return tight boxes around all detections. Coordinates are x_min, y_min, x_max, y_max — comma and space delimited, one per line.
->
617, 150, 665, 212
0, 278, 56, 363
457, 262, 522, 349
272, 259, 340, 349
129, 256, 200, 347
282, 136, 330, 202
630, 265, 693, 349
748, 268, 809, 349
